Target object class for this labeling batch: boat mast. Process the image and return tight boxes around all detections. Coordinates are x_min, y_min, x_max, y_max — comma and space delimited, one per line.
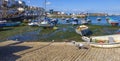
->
44, 0, 47, 17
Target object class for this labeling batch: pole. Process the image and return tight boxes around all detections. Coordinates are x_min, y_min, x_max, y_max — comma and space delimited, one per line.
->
44, 0, 47, 17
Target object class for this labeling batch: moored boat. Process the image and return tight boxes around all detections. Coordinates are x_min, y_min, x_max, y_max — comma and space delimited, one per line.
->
106, 17, 120, 26
75, 25, 92, 36
91, 34, 120, 43
4, 22, 21, 27
81, 20, 88, 25
38, 17, 53, 28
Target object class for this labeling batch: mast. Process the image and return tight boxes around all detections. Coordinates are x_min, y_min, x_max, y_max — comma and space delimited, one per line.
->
44, 0, 47, 17
44, 0, 46, 11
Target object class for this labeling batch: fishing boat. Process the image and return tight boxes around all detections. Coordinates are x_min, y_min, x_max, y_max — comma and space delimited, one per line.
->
106, 17, 120, 26
72, 18, 78, 25
76, 25, 120, 48
65, 18, 70, 23
38, 0, 54, 28
75, 25, 92, 36
76, 25, 120, 45
80, 19, 88, 25
38, 20, 53, 27
80, 13, 89, 25
97, 17, 101, 21
28, 22, 39, 26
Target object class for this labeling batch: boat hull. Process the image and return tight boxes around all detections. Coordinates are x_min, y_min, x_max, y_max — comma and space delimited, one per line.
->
91, 34, 120, 43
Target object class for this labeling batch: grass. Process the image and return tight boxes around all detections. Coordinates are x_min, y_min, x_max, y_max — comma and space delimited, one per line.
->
0, 24, 119, 42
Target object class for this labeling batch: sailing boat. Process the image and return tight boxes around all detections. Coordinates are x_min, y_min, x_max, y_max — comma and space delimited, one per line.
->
80, 13, 88, 25
38, 0, 53, 28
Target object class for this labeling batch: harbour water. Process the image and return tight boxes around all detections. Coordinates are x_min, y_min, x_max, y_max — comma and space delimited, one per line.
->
4, 16, 120, 41
58, 16, 120, 26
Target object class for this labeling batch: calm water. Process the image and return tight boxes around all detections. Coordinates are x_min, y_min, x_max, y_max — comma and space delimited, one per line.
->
58, 16, 120, 26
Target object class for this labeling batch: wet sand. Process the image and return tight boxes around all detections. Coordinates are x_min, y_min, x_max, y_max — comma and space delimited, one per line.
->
0, 40, 120, 61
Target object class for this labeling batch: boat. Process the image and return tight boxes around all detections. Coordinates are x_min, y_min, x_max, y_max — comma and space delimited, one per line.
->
51, 18, 58, 26
38, 0, 53, 28
91, 34, 120, 43
75, 25, 120, 44
106, 17, 120, 26
4, 22, 21, 27
72, 18, 79, 25
65, 18, 70, 23
38, 20, 53, 27
0, 20, 6, 27
80, 19, 88, 25
28, 20, 39, 26
97, 17, 101, 21
28, 22, 39, 26
75, 25, 92, 36
89, 34, 120, 48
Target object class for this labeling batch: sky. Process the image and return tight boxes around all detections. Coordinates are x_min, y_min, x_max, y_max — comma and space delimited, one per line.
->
23, 0, 120, 14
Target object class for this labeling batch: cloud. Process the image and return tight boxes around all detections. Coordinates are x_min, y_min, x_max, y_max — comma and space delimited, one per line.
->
46, 2, 51, 5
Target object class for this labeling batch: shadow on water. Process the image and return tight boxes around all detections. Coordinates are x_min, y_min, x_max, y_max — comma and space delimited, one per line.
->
0, 42, 32, 61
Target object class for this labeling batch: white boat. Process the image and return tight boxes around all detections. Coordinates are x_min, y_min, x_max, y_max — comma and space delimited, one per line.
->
91, 34, 120, 43
80, 19, 88, 25
106, 17, 120, 26
97, 17, 101, 21
38, 21, 53, 27
28, 22, 39, 26
75, 25, 92, 36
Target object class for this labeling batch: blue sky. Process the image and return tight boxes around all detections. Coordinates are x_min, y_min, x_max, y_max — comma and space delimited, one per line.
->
23, 0, 120, 14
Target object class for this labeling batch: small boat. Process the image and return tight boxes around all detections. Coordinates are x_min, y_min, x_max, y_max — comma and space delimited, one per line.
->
91, 34, 120, 43
0, 21, 21, 27
75, 25, 92, 36
0, 20, 7, 27
80, 19, 88, 25
72, 18, 79, 25
97, 17, 101, 21
106, 18, 120, 26
65, 18, 70, 23
38, 18, 53, 28
28, 22, 39, 26
5, 22, 21, 27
